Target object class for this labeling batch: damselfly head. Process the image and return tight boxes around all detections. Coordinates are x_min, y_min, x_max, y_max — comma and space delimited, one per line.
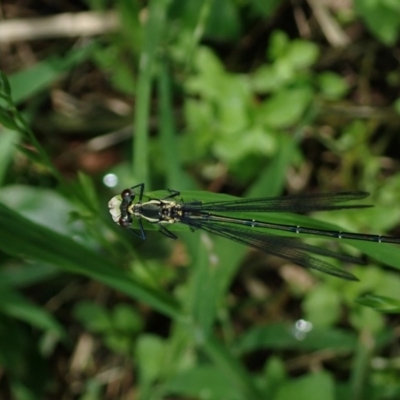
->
108, 195, 122, 224
109, 188, 137, 227
121, 188, 132, 199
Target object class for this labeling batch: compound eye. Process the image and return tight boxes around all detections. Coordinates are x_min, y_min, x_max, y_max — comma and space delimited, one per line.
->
119, 216, 131, 228
121, 189, 132, 199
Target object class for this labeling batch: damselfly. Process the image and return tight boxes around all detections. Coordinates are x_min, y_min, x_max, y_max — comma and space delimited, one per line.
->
108, 183, 400, 281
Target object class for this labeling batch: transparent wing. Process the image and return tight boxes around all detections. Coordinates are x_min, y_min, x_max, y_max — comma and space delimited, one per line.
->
182, 192, 371, 213
183, 218, 359, 281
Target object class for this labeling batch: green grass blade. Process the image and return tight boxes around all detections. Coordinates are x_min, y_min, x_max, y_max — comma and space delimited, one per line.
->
186, 234, 221, 333
133, 0, 170, 184
247, 134, 296, 198
8, 44, 95, 104
201, 332, 264, 399
158, 59, 194, 189
0, 129, 18, 186
356, 294, 400, 313
0, 201, 181, 319
183, 0, 212, 71
0, 286, 66, 339
349, 331, 374, 400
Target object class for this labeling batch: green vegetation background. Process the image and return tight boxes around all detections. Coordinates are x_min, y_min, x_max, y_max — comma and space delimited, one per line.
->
1, 0, 400, 399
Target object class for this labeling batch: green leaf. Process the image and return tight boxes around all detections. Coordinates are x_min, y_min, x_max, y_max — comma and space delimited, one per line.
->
165, 365, 242, 400
355, 0, 400, 45
8, 44, 95, 104
355, 294, 400, 313
139, 188, 400, 283
0, 262, 58, 288
394, 98, 400, 115
349, 305, 384, 332
0, 286, 65, 339
70, 172, 100, 215
286, 40, 319, 70
252, 65, 285, 92
318, 72, 349, 100
268, 30, 290, 61
0, 108, 18, 130
186, 234, 222, 333
275, 372, 334, 400
250, 0, 282, 17
136, 334, 166, 385
112, 304, 143, 333
259, 87, 314, 128
0, 185, 87, 237
0, 200, 180, 319
133, 0, 170, 184
235, 323, 357, 353
303, 285, 342, 328
262, 357, 287, 397
190, 46, 225, 85
73, 301, 112, 333
246, 134, 296, 197
0, 129, 18, 186
348, 240, 400, 273
158, 59, 194, 189
92, 44, 136, 95
205, 0, 241, 40
212, 125, 276, 164
201, 333, 263, 399
0, 70, 12, 98
14, 144, 44, 165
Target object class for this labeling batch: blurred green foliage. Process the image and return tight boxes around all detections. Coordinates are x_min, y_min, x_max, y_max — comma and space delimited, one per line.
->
355, 0, 400, 45
1, 0, 400, 399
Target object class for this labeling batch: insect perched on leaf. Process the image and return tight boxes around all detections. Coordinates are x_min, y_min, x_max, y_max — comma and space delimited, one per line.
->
109, 183, 400, 281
